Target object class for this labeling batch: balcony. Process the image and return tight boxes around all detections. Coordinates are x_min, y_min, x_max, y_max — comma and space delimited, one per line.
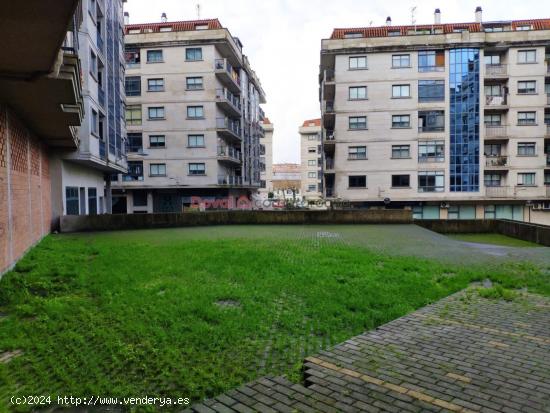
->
546, 93, 550, 106
325, 187, 335, 198
214, 59, 241, 93
546, 124, 550, 137
99, 140, 106, 160
485, 155, 508, 169
98, 87, 105, 108
485, 95, 508, 110
418, 125, 444, 133
485, 125, 508, 139
547, 185, 550, 198
546, 153, 550, 166
216, 88, 242, 117
218, 175, 243, 186
325, 158, 335, 171
323, 101, 335, 129
485, 186, 511, 198
216, 117, 241, 142
96, 33, 104, 54
217, 146, 242, 164
322, 69, 335, 101
485, 64, 508, 78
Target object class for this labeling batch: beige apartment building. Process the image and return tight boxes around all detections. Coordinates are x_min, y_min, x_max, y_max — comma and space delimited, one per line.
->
112, 17, 266, 213
299, 119, 323, 202
258, 118, 274, 201
320, 9, 550, 224
272, 164, 302, 203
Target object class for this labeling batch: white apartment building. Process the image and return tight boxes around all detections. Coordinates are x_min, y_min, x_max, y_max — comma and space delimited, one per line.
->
111, 17, 266, 213
50, 0, 127, 221
320, 9, 550, 224
258, 118, 274, 201
299, 119, 323, 202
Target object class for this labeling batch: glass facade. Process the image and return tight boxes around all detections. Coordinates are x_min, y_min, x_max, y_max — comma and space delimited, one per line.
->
449, 49, 480, 192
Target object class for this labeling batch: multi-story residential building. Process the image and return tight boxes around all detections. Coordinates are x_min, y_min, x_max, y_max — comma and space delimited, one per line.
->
272, 164, 302, 203
299, 119, 323, 202
0, 0, 84, 272
258, 118, 274, 201
50, 0, 127, 220
320, 9, 550, 224
111, 17, 266, 213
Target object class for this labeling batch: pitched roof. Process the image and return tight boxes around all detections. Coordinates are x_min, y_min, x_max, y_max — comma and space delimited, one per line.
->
302, 119, 321, 127
330, 18, 550, 39
125, 19, 223, 34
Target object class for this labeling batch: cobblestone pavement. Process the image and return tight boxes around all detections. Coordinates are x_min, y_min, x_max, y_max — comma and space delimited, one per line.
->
185, 290, 550, 412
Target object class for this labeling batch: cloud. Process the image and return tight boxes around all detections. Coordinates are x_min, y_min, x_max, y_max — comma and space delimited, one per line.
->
125, 0, 550, 163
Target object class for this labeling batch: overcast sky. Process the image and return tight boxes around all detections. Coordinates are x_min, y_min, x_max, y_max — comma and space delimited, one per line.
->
125, 0, 550, 164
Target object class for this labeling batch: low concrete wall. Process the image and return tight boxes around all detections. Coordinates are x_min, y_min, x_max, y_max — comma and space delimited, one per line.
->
416, 219, 550, 247
60, 210, 413, 233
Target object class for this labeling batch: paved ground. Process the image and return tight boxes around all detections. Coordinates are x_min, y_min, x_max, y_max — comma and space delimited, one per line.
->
185, 289, 550, 412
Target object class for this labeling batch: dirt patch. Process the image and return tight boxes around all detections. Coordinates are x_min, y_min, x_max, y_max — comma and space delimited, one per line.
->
0, 350, 23, 363
215, 300, 241, 309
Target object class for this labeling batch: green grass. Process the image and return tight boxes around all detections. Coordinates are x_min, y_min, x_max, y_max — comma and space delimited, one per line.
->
0, 227, 549, 411
447, 233, 541, 247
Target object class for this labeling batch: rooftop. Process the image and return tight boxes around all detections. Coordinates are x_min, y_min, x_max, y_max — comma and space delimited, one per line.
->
125, 18, 222, 35
301, 119, 321, 127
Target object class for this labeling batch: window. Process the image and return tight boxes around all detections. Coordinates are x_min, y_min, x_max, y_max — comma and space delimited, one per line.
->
392, 84, 410, 98
418, 50, 445, 72
518, 111, 536, 125
484, 205, 496, 219
123, 161, 144, 182
66, 187, 79, 215
348, 146, 367, 160
517, 172, 536, 186
148, 107, 165, 120
308, 160, 316, 166
308, 184, 317, 192
484, 174, 502, 187
392, 175, 410, 188
418, 80, 445, 102
419, 110, 445, 132
516, 25, 532, 31
308, 172, 317, 178
348, 175, 367, 188
484, 55, 501, 65
349, 116, 367, 130
147, 50, 163, 63
392, 54, 410, 68
189, 163, 206, 175
308, 147, 316, 153
125, 105, 142, 125
185, 47, 203, 61
150, 163, 166, 177
88, 188, 97, 215
392, 145, 410, 159
518, 80, 536, 94
90, 51, 97, 77
159, 26, 172, 32
484, 143, 501, 156
125, 76, 141, 96
91, 109, 98, 135
392, 115, 410, 128
418, 140, 445, 162
127, 133, 143, 152
349, 86, 367, 100
485, 85, 502, 96
188, 134, 205, 147
349, 56, 367, 70
344, 32, 363, 39
147, 78, 164, 92
518, 49, 536, 64
187, 106, 204, 119
484, 114, 502, 126
518, 142, 536, 156
149, 135, 165, 148
125, 49, 141, 67
186, 77, 203, 90
418, 171, 445, 192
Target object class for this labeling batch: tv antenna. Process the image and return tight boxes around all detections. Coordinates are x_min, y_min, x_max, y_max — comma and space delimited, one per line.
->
196, 3, 201, 20
369, 20, 373, 27
411, 6, 417, 26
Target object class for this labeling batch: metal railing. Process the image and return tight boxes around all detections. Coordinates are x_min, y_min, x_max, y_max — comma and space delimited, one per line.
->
216, 117, 241, 137
418, 125, 444, 133
485, 155, 508, 167
217, 145, 241, 161
214, 59, 241, 86
216, 88, 241, 111
218, 175, 243, 186
485, 64, 507, 76
485, 95, 508, 106
485, 125, 507, 138
418, 65, 445, 72
325, 131, 335, 141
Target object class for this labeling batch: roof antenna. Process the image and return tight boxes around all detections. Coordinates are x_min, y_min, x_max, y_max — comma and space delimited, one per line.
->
196, 3, 201, 20
411, 6, 417, 32
369, 20, 373, 27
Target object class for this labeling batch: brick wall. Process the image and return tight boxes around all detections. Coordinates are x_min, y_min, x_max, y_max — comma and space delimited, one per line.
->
0, 105, 52, 274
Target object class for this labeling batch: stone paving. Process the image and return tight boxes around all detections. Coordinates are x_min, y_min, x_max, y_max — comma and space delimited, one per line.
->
185, 289, 550, 412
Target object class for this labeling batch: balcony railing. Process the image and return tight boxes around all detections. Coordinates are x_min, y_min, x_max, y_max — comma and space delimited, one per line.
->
324, 69, 335, 82
214, 58, 241, 87
325, 101, 335, 113
98, 87, 105, 107
485, 125, 507, 138
325, 158, 335, 169
485, 155, 508, 167
217, 145, 241, 161
218, 175, 243, 186
216, 88, 241, 111
485, 64, 507, 76
325, 131, 335, 141
216, 117, 241, 137
418, 65, 445, 72
96, 33, 104, 53
99, 140, 106, 160
418, 125, 444, 133
485, 186, 510, 198
485, 95, 508, 107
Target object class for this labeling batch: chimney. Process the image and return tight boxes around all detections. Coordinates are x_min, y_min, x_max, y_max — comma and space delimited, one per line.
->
386, 16, 392, 26
475, 6, 482, 23
161, 12, 167, 23
124, 12, 129, 25
434, 8, 441, 24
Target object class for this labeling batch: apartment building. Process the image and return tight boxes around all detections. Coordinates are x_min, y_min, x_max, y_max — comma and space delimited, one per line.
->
111, 17, 266, 213
49, 0, 127, 221
299, 119, 323, 202
0, 0, 85, 272
272, 164, 302, 202
320, 9, 550, 224
258, 118, 274, 201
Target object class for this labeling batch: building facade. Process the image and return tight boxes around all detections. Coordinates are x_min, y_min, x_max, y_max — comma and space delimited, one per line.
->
112, 18, 266, 213
299, 119, 323, 202
0, 0, 85, 273
50, 0, 127, 221
272, 163, 302, 204
258, 118, 274, 201
320, 10, 550, 224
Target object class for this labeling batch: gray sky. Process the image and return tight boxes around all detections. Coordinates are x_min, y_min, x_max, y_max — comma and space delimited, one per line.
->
125, 0, 550, 163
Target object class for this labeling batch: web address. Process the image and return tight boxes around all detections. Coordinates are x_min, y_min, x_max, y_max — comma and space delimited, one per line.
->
10, 395, 191, 408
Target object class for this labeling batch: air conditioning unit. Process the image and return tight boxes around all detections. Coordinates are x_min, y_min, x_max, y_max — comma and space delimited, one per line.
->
440, 202, 450, 209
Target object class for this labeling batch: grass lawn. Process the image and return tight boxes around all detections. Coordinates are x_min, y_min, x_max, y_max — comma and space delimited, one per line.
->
448, 233, 542, 248
0, 226, 549, 411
